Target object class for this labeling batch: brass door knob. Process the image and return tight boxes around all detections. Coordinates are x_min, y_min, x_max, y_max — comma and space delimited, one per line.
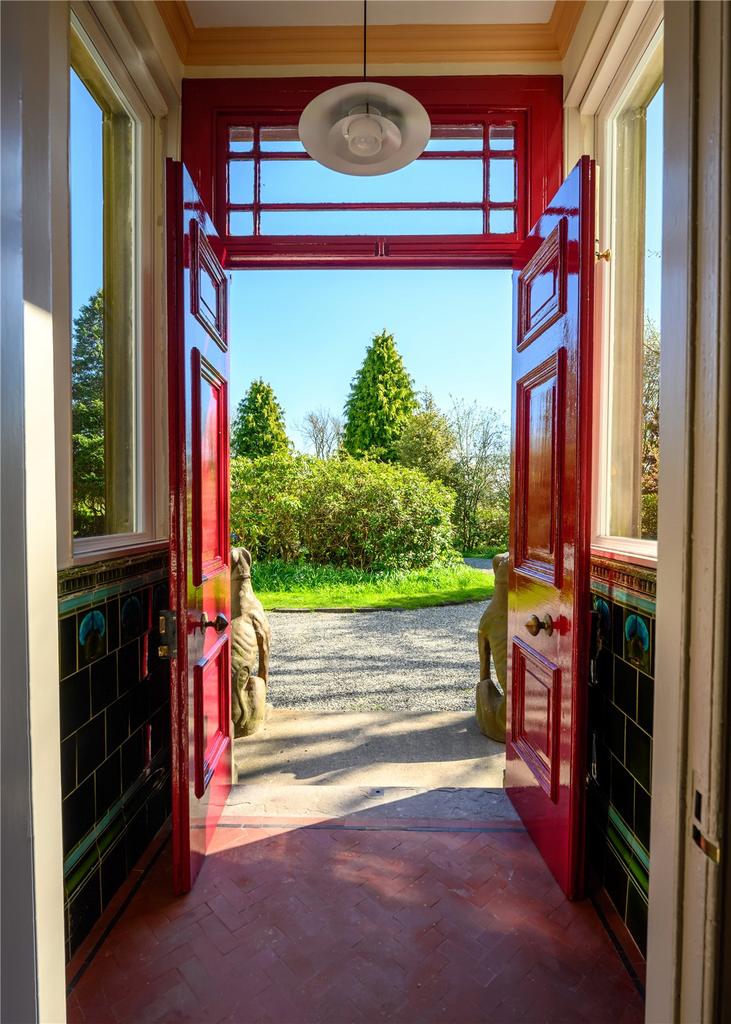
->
200, 612, 229, 634
525, 613, 554, 638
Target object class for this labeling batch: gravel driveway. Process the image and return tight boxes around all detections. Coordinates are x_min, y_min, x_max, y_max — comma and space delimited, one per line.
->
266, 603, 483, 713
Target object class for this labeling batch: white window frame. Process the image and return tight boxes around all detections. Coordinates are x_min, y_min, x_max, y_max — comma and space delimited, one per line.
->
592, 17, 664, 567
55, 4, 168, 567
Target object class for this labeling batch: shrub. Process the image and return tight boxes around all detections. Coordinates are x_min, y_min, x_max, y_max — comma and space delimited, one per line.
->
230, 452, 456, 571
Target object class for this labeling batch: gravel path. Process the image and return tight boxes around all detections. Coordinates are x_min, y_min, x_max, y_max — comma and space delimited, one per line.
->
267, 603, 483, 713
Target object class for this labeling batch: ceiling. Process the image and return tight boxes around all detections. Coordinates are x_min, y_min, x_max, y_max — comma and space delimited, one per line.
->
185, 2, 557, 29
156, 0, 584, 68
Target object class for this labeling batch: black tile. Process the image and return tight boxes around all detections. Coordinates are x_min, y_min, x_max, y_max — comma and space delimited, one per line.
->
95, 751, 122, 818
125, 806, 150, 869
78, 607, 107, 669
149, 665, 170, 714
594, 736, 611, 796
105, 693, 130, 754
117, 639, 141, 693
60, 735, 77, 797
77, 712, 107, 783
106, 598, 120, 653
650, 617, 656, 674
150, 707, 167, 757
635, 783, 651, 852
606, 702, 626, 762
67, 866, 101, 958
91, 652, 118, 715
62, 776, 95, 855
595, 648, 613, 696
122, 728, 146, 791
613, 658, 638, 720
626, 882, 648, 956
638, 671, 654, 735
626, 720, 652, 792
59, 668, 90, 740
121, 594, 144, 644
603, 847, 629, 920
129, 681, 150, 733
58, 615, 77, 679
610, 756, 635, 829
100, 839, 127, 910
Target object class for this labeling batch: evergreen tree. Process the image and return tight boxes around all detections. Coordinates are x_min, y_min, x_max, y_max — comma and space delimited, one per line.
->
71, 289, 106, 535
343, 330, 417, 461
396, 391, 455, 482
231, 378, 290, 458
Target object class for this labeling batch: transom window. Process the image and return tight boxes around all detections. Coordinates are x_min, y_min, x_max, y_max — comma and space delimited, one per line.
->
223, 121, 520, 239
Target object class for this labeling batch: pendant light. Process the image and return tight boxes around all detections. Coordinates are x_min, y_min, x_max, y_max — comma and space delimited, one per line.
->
298, 1, 431, 176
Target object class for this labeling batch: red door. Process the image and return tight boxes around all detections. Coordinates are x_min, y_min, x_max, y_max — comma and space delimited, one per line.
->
506, 157, 595, 899
167, 160, 232, 894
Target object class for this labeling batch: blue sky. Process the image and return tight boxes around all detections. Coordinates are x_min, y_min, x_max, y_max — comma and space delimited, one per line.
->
229, 269, 513, 447
70, 69, 104, 320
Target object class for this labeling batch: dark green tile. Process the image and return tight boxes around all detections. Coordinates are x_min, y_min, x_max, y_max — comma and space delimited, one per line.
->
606, 702, 626, 762
91, 652, 118, 715
610, 756, 635, 828
58, 614, 77, 679
613, 658, 638, 720
626, 719, 652, 792
635, 783, 651, 852
626, 881, 648, 956
59, 668, 90, 740
638, 671, 654, 734
604, 846, 629, 920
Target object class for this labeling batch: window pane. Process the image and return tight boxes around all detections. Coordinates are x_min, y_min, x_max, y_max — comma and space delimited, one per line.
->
261, 158, 483, 204
261, 208, 484, 235
261, 126, 304, 152
425, 125, 483, 151
489, 125, 515, 151
489, 209, 515, 234
70, 69, 106, 537
229, 211, 254, 236
70, 46, 136, 541
489, 159, 515, 203
229, 160, 254, 204
230, 126, 253, 152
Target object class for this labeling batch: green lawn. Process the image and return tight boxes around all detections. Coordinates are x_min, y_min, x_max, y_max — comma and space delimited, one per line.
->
252, 559, 494, 611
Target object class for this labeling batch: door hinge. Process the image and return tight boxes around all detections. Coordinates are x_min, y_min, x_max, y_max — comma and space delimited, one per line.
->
692, 787, 721, 864
157, 610, 178, 660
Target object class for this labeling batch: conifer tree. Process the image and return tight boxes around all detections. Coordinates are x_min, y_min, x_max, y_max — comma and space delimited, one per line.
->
71, 289, 106, 535
231, 378, 290, 458
343, 330, 417, 461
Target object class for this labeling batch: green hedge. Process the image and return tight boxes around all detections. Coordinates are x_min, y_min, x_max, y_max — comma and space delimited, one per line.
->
230, 452, 456, 571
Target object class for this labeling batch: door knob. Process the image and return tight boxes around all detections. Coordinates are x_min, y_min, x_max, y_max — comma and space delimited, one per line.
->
525, 613, 554, 638
200, 612, 229, 634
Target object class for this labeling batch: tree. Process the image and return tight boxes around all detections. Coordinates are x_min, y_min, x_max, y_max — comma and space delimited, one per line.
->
71, 289, 106, 536
641, 317, 661, 538
231, 379, 290, 459
448, 399, 510, 552
395, 391, 455, 483
343, 330, 417, 461
300, 408, 343, 459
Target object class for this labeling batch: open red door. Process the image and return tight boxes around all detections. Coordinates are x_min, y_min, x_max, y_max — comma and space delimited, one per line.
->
167, 160, 232, 894
506, 157, 595, 900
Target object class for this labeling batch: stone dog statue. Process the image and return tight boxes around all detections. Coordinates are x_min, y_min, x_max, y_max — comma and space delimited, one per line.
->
476, 552, 509, 743
230, 547, 271, 737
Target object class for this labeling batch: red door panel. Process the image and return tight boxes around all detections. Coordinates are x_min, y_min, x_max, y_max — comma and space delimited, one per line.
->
167, 160, 232, 894
506, 157, 594, 900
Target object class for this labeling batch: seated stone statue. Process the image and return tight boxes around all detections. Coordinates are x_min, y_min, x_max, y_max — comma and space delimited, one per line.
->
231, 547, 271, 738
476, 552, 509, 743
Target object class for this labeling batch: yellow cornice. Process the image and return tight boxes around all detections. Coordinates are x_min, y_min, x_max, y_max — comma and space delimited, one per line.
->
156, 1, 585, 67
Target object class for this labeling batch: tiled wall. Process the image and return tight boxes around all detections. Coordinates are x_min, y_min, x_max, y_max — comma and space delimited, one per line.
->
586, 557, 656, 956
58, 551, 171, 961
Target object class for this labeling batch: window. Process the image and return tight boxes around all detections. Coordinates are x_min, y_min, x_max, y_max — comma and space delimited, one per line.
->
69, 24, 138, 542
224, 122, 520, 239
596, 35, 663, 553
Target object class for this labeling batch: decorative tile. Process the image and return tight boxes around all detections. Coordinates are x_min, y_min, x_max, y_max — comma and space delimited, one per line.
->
624, 612, 651, 674
78, 608, 107, 669
121, 594, 144, 645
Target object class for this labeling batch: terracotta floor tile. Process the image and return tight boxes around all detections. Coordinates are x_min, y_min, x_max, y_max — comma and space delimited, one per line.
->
69, 816, 644, 1024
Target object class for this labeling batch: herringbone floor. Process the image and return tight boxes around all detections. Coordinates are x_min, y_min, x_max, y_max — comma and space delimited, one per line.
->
68, 809, 643, 1023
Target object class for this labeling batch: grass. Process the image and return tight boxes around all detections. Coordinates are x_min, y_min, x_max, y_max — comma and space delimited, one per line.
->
252, 559, 494, 611
461, 546, 505, 561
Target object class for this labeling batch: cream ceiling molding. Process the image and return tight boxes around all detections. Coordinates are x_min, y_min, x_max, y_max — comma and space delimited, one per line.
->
155, 0, 584, 67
